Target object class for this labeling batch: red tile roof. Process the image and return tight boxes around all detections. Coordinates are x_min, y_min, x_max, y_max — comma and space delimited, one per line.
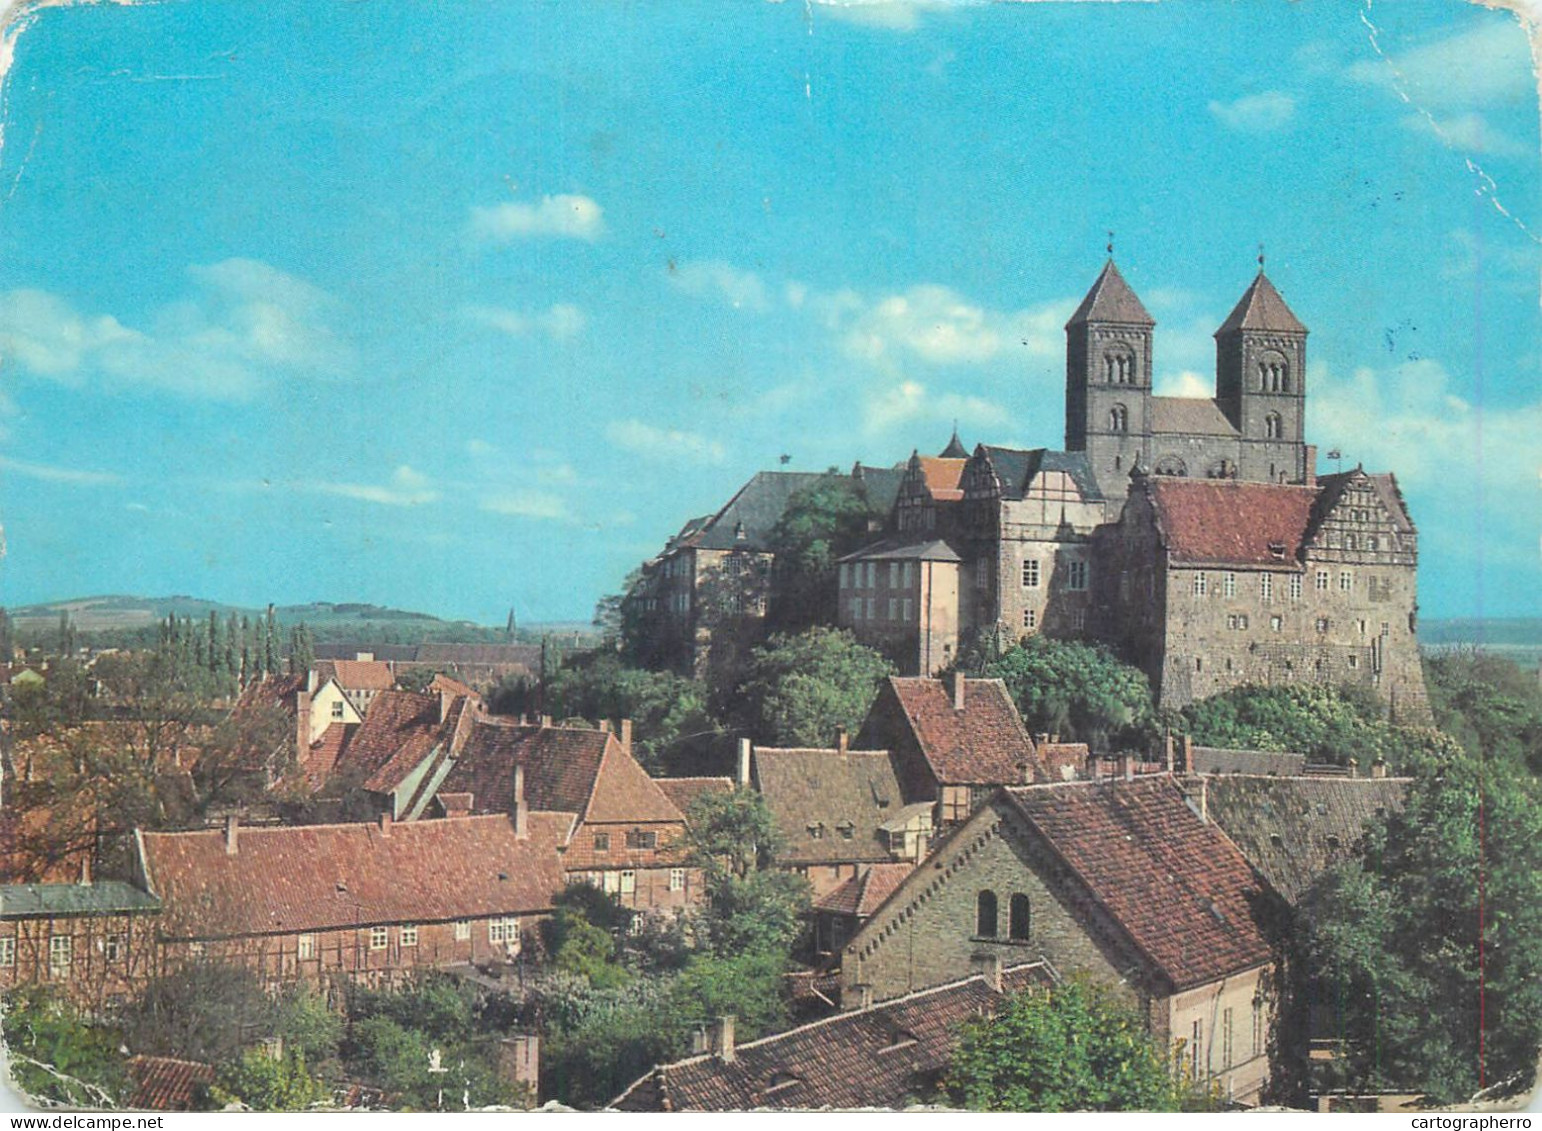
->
867, 677, 1043, 786
128, 1056, 214, 1111
655, 777, 735, 816
315, 659, 395, 691
1005, 777, 1274, 990
612, 962, 1053, 1111
298, 722, 357, 790
814, 862, 915, 917
1145, 477, 1319, 568
233, 674, 305, 718
914, 457, 966, 500
330, 690, 446, 793
139, 812, 572, 940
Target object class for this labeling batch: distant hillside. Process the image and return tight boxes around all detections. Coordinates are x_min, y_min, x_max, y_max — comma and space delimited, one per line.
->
1421, 618, 1542, 670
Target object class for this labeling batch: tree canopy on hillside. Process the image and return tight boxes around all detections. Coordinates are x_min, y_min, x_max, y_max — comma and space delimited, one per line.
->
981, 636, 1154, 750
766, 471, 873, 631
735, 627, 894, 747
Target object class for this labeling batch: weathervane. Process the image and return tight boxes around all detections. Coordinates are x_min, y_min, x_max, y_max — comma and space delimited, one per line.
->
1257, 243, 1266, 271
1106, 230, 1115, 258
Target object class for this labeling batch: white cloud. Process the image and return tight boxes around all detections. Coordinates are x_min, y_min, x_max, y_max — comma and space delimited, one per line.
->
862, 379, 1007, 436
1154, 370, 1213, 398
668, 260, 771, 312
468, 194, 604, 243
0, 454, 121, 486
480, 489, 569, 521
464, 302, 588, 340
0, 259, 353, 400
311, 464, 438, 507
1347, 19, 1533, 110
1208, 91, 1296, 133
606, 419, 727, 464
1401, 111, 1526, 157
834, 284, 1071, 366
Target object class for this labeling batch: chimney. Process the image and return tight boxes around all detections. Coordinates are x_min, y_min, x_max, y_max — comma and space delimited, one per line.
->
1035, 733, 1050, 746
306, 668, 318, 694
513, 763, 529, 839
379, 811, 392, 837
950, 669, 966, 711
498, 1034, 540, 1101
78, 853, 92, 887
1304, 444, 1318, 488
710, 1015, 736, 1062
836, 727, 848, 756
1371, 757, 1388, 780
1182, 734, 1194, 775
1347, 757, 1359, 779
598, 719, 611, 734
224, 814, 240, 855
1117, 753, 1133, 782
970, 951, 1003, 993
690, 1027, 709, 1056
540, 714, 552, 729
737, 738, 752, 787
619, 718, 633, 757
1199, 776, 1209, 823
1164, 731, 1175, 774
295, 690, 312, 756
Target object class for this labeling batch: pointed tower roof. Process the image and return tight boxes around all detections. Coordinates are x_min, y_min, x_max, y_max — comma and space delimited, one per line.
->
1065, 260, 1155, 329
1216, 272, 1307, 336
939, 429, 969, 459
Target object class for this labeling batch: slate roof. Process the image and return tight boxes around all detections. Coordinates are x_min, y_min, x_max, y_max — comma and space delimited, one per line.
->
315, 659, 395, 691
1190, 746, 1307, 777
139, 812, 572, 940
938, 430, 970, 459
1004, 777, 1274, 990
1066, 260, 1155, 327
864, 677, 1043, 787
414, 643, 542, 667
676, 471, 829, 552
852, 464, 906, 516
974, 446, 1103, 502
1144, 477, 1319, 568
0, 881, 161, 918
1216, 271, 1307, 335
656, 777, 735, 816
437, 720, 684, 826
752, 748, 907, 866
1194, 775, 1409, 904
814, 862, 915, 917
611, 962, 1053, 1111
128, 1056, 215, 1112
1150, 396, 1238, 438
837, 537, 962, 564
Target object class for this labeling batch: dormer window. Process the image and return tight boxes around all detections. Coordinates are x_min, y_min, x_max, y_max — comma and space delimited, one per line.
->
807, 822, 825, 840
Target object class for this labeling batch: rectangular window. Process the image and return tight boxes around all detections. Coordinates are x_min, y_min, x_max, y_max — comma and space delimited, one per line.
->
1193, 572, 1208, 597
369, 926, 388, 951
1022, 608, 1037, 630
1223, 1007, 1234, 1069
489, 917, 520, 944
1066, 560, 1088, 591
1289, 574, 1303, 601
1316, 569, 1330, 592
1381, 621, 1391, 637
1339, 570, 1353, 592
901, 561, 913, 587
887, 597, 898, 620
1316, 617, 1330, 634
625, 829, 658, 850
975, 559, 989, 589
1191, 1020, 1204, 1078
1070, 609, 1086, 631
1260, 573, 1273, 603
669, 868, 686, 892
850, 597, 862, 622
0, 937, 13, 968
593, 832, 610, 852
888, 562, 898, 588
619, 871, 637, 895
400, 925, 418, 948
866, 597, 875, 620
331, 700, 345, 720
1270, 615, 1282, 632
49, 935, 71, 976
838, 563, 849, 589
1253, 1000, 1265, 1057
1357, 619, 1368, 635
902, 598, 913, 623
865, 562, 876, 588
104, 935, 125, 963
941, 786, 970, 823
454, 921, 471, 941
297, 934, 315, 960
1223, 573, 1236, 597
1021, 560, 1040, 588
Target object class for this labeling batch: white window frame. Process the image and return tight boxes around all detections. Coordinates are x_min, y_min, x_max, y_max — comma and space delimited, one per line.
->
1193, 572, 1208, 597
454, 921, 471, 941
1316, 569, 1330, 592
1289, 574, 1303, 602
1260, 573, 1273, 603
49, 935, 71, 976
669, 868, 686, 892
297, 934, 315, 960
1021, 559, 1040, 589
619, 870, 637, 895
369, 926, 388, 951
1066, 560, 1088, 592
1223, 573, 1236, 598
1339, 570, 1353, 592
104, 934, 125, 963
400, 924, 418, 948
0, 937, 14, 968
489, 917, 520, 944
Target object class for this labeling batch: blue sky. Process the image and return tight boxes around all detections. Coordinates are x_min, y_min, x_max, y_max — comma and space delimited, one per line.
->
0, 0, 1537, 623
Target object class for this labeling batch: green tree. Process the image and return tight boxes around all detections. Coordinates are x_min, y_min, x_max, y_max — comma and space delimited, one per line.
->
945, 979, 1190, 1112
983, 635, 1155, 749
766, 471, 874, 631
1425, 652, 1542, 777
211, 1049, 326, 1112
736, 627, 893, 747
1296, 747, 1542, 1103
0, 988, 129, 1108
543, 654, 725, 774
685, 788, 810, 956
551, 906, 632, 989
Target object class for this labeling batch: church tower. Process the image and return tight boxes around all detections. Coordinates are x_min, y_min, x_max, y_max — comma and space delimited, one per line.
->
1214, 270, 1309, 484
1065, 259, 1155, 500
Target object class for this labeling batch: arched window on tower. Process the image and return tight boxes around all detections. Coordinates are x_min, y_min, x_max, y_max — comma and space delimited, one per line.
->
976, 890, 998, 938
1265, 412, 1283, 440
1258, 354, 1291, 393
1109, 404, 1128, 433
1009, 894, 1031, 941
1105, 350, 1135, 385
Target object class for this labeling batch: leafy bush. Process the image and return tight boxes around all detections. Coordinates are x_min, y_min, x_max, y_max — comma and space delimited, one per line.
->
211, 1049, 326, 1112
983, 636, 1155, 749
736, 627, 894, 747
1, 989, 129, 1108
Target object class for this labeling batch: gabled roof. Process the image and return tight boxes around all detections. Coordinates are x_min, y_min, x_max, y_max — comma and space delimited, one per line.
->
1150, 396, 1238, 438
139, 813, 572, 940
753, 747, 907, 865
1066, 260, 1155, 327
862, 677, 1043, 787
299, 722, 358, 790
655, 776, 735, 816
438, 720, 684, 826
234, 674, 305, 718
1216, 271, 1307, 336
1144, 476, 1319, 568
1310, 469, 1415, 537
852, 464, 906, 516
1194, 775, 1409, 904
673, 471, 829, 553
315, 659, 395, 692
914, 456, 967, 500
129, 1056, 215, 1112
814, 861, 915, 918
1004, 777, 1274, 989
330, 690, 462, 796
974, 446, 1103, 502
0, 880, 161, 918
611, 962, 1053, 1111
414, 643, 542, 667
837, 536, 962, 565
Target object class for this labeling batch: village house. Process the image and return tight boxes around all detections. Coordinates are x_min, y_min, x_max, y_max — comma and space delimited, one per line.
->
313, 658, 395, 716
837, 775, 1279, 1106
612, 959, 1054, 1111
134, 806, 570, 988
0, 881, 162, 1010
810, 862, 914, 960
